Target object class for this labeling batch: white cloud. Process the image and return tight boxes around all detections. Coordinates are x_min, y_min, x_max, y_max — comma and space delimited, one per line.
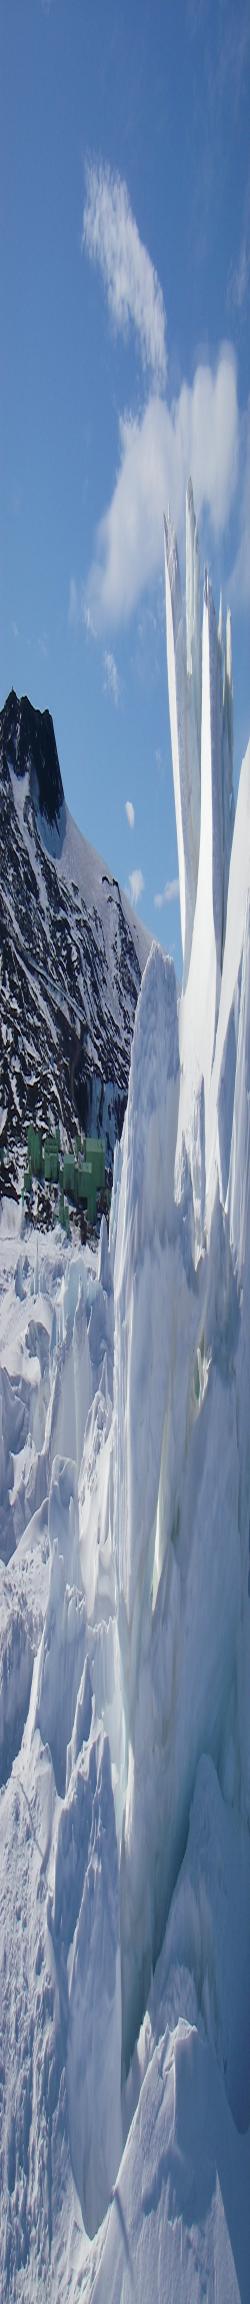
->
85, 348, 239, 629
154, 876, 179, 910
103, 649, 121, 705
83, 161, 167, 388
125, 799, 135, 829
127, 868, 144, 908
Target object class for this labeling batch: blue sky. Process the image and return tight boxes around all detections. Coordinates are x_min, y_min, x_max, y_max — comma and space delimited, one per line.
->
1, 0, 249, 974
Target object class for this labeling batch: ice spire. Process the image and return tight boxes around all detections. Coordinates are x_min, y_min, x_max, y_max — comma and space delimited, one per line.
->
164, 485, 234, 1001
218, 590, 223, 652
224, 608, 233, 780
221, 607, 234, 950
185, 477, 202, 767
164, 505, 200, 985
217, 594, 234, 958
164, 481, 202, 986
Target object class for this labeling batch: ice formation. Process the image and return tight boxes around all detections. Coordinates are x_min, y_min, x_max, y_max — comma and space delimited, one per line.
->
0, 484, 250, 2300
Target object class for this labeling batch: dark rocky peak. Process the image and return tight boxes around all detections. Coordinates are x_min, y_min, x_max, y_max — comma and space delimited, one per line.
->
0, 688, 64, 828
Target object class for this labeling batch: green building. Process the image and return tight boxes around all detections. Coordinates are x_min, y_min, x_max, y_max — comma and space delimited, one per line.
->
27, 1123, 43, 1178
23, 1119, 105, 1228
61, 1153, 97, 1222
44, 1133, 60, 1184
85, 1137, 105, 1191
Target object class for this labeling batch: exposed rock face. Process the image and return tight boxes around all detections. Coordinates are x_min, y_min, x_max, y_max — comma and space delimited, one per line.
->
0, 689, 151, 1182
1, 689, 64, 826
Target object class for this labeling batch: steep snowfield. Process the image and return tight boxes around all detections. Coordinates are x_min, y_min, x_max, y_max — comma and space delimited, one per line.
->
0, 488, 250, 2301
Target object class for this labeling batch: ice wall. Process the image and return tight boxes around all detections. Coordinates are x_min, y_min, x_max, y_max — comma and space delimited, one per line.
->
164, 481, 234, 1000
114, 950, 241, 2069
113, 942, 179, 1741
109, 491, 250, 2071
165, 484, 236, 1230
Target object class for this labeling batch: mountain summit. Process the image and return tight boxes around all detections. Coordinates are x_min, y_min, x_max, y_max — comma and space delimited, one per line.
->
1, 688, 64, 831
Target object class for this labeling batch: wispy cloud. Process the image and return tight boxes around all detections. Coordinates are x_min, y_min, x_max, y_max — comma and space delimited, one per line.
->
127, 867, 144, 908
85, 349, 239, 628
69, 576, 81, 627
83, 600, 97, 639
125, 799, 135, 829
38, 632, 49, 659
188, 0, 250, 112
103, 649, 121, 705
83, 161, 167, 388
186, 0, 208, 30
228, 234, 250, 313
216, 3, 250, 117
154, 877, 179, 910
68, 577, 97, 639
230, 400, 250, 608
155, 747, 166, 781
227, 181, 250, 315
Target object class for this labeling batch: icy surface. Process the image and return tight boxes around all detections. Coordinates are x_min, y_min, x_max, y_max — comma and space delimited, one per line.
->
0, 486, 250, 2299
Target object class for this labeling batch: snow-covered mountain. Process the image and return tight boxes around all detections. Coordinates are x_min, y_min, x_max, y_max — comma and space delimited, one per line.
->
0, 688, 151, 1183
0, 488, 250, 2303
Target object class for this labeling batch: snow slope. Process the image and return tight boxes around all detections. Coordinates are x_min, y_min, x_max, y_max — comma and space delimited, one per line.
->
0, 487, 250, 2300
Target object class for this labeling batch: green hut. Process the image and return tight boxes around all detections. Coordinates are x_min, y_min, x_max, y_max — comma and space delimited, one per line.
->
77, 1160, 96, 1222
43, 1132, 60, 1184
27, 1123, 43, 1178
85, 1137, 105, 1191
61, 1153, 76, 1195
